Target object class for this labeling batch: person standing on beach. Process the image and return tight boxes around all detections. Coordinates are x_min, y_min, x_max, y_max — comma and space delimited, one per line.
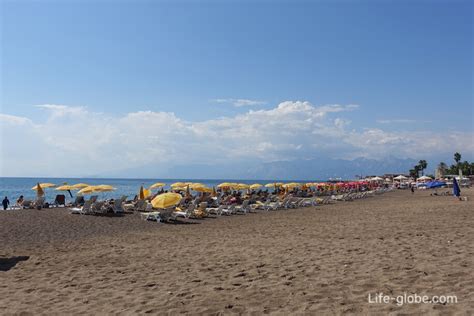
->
411, 185, 415, 194
2, 196, 10, 210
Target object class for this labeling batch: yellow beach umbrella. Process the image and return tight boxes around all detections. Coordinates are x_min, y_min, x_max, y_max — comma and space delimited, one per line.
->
151, 192, 182, 209
70, 183, 90, 189
170, 182, 186, 188
33, 183, 45, 197
95, 185, 116, 192
139, 186, 146, 200
77, 186, 98, 195
236, 183, 249, 190
265, 182, 283, 188
31, 183, 55, 190
149, 182, 166, 189
217, 182, 234, 189
250, 183, 262, 190
193, 185, 212, 193
282, 182, 301, 189
55, 185, 77, 191
171, 186, 186, 191
189, 183, 204, 190
139, 186, 151, 199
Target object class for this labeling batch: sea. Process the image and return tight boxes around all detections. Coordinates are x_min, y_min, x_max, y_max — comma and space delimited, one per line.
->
0, 177, 317, 203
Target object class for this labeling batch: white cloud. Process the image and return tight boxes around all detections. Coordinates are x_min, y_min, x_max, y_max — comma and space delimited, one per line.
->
212, 98, 266, 107
345, 128, 474, 159
376, 119, 432, 124
0, 101, 472, 177
35, 104, 87, 120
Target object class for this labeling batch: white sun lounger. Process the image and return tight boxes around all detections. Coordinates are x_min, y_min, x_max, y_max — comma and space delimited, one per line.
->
70, 200, 93, 215
140, 211, 162, 222
173, 204, 195, 219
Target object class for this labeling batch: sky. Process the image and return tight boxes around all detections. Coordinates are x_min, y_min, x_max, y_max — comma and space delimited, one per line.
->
0, 0, 473, 177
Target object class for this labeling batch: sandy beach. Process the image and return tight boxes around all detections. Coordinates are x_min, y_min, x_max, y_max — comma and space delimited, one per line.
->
1, 189, 473, 315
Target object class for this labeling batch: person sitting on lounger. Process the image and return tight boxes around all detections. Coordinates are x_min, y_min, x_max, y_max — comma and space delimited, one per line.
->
16, 195, 24, 208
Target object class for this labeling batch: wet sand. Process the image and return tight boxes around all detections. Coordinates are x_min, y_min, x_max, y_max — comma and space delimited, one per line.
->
1, 189, 473, 315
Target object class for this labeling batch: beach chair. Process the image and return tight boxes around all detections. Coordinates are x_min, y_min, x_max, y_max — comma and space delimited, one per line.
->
173, 204, 195, 219
141, 211, 162, 222
298, 198, 313, 207
221, 204, 235, 215
21, 200, 33, 209
51, 194, 66, 208
91, 201, 106, 215
160, 208, 178, 222
234, 200, 250, 213
251, 201, 265, 211
211, 196, 221, 208
133, 200, 148, 212
280, 197, 296, 209
265, 200, 280, 210
71, 196, 85, 207
192, 202, 208, 218
33, 196, 45, 209
70, 200, 93, 215
110, 196, 127, 214
207, 205, 224, 215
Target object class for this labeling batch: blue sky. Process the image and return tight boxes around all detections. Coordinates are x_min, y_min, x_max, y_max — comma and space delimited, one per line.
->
0, 1, 472, 177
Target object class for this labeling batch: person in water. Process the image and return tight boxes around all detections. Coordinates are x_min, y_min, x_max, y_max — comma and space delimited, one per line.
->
2, 196, 10, 210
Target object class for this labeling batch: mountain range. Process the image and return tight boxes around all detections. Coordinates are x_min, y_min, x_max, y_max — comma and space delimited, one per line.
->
90, 157, 418, 180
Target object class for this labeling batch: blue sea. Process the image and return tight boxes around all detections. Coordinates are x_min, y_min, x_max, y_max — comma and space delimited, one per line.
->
0, 177, 314, 203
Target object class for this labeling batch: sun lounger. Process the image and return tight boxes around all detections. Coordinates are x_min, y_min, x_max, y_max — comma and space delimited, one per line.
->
216, 204, 235, 215
160, 208, 178, 222
71, 196, 85, 207
92, 201, 107, 215
110, 196, 127, 214
196, 202, 209, 217
133, 200, 149, 212
234, 200, 250, 213
70, 200, 93, 215
21, 200, 33, 209
207, 205, 224, 215
51, 194, 66, 208
141, 211, 162, 222
173, 204, 195, 219
265, 200, 280, 210
33, 197, 45, 209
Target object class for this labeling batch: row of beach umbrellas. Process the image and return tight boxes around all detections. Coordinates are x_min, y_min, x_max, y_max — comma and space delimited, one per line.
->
32, 180, 379, 195
32, 183, 116, 196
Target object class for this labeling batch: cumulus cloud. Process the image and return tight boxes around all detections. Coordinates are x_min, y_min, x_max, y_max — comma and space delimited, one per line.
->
0, 101, 472, 177
212, 98, 266, 107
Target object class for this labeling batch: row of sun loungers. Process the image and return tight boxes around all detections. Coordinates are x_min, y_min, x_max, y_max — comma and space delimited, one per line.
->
138, 187, 392, 223
70, 196, 127, 216
65, 187, 391, 220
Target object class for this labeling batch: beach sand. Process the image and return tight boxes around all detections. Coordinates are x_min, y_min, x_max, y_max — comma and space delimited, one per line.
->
1, 189, 473, 315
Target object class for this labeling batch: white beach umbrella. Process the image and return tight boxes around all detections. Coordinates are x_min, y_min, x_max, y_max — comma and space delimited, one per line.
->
417, 175, 432, 181
394, 175, 408, 180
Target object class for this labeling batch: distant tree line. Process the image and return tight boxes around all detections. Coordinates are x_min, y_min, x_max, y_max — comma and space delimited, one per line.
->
437, 152, 474, 176
408, 152, 474, 179
409, 160, 428, 178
